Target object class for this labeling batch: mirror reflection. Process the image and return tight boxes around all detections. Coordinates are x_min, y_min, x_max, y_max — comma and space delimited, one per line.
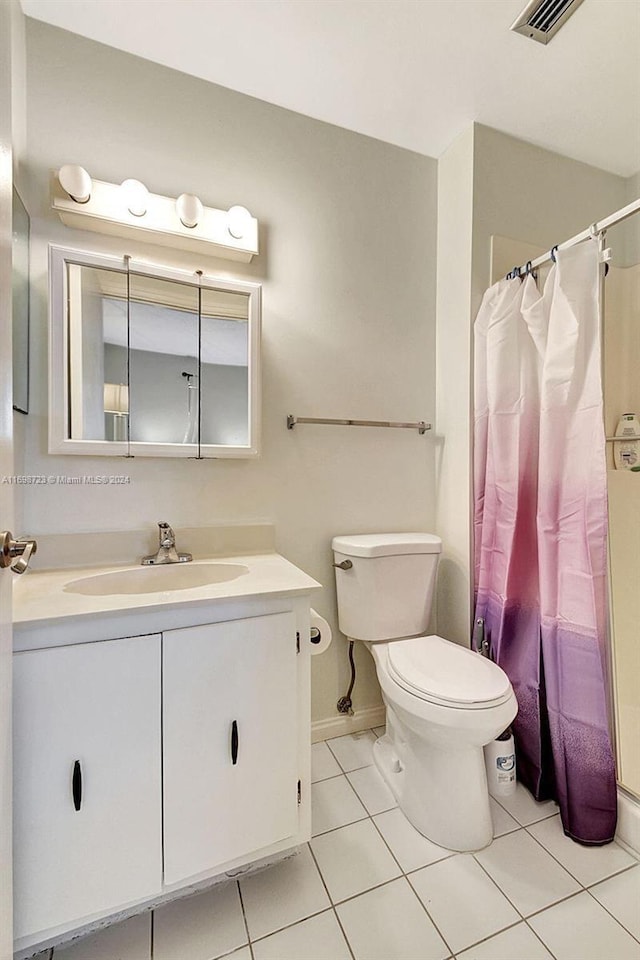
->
127, 274, 199, 445
62, 255, 256, 456
200, 286, 249, 446
67, 264, 128, 443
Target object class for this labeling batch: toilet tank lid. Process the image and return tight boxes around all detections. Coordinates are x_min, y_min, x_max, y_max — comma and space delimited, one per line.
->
331, 533, 442, 558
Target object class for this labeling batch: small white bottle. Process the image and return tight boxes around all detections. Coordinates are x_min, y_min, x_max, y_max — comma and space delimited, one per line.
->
614, 413, 640, 471
484, 728, 516, 798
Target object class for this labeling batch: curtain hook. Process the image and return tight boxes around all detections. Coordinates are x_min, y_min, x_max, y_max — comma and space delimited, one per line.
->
550, 245, 558, 263
589, 222, 599, 240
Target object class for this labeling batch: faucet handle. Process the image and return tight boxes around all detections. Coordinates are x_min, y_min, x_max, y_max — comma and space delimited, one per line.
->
1, 531, 38, 574
158, 521, 174, 544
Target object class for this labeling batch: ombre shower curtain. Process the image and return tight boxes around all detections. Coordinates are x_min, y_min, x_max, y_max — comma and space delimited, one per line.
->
474, 240, 617, 844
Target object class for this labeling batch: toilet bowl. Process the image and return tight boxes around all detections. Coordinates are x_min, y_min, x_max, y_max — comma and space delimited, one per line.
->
332, 532, 518, 852
371, 636, 517, 851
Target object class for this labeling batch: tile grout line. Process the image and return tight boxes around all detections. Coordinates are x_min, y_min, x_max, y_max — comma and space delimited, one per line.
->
451, 917, 530, 958
469, 835, 605, 948
467, 848, 564, 960
470, 840, 533, 924
311, 763, 463, 959
401, 872, 458, 958
585, 860, 640, 890
316, 736, 638, 958
364, 797, 459, 958
312, 810, 370, 839
318, 732, 541, 958
583, 883, 640, 945
522, 916, 561, 960
247, 904, 336, 948
324, 731, 378, 776
346, 756, 463, 957
523, 818, 638, 890
307, 843, 356, 960
311, 770, 348, 785
235, 880, 255, 960
520, 822, 586, 887
493, 790, 559, 828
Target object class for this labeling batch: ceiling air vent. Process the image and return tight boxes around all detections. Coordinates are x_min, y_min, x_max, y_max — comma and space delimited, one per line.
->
510, 0, 586, 44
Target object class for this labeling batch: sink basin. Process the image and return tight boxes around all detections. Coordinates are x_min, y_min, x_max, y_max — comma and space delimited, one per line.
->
64, 563, 249, 596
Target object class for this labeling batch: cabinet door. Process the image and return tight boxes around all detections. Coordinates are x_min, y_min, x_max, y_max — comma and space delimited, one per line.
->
163, 612, 299, 884
13, 635, 162, 942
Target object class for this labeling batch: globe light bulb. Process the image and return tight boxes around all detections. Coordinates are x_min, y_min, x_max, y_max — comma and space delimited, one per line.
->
176, 193, 203, 229
120, 178, 149, 217
58, 164, 92, 203
227, 205, 252, 240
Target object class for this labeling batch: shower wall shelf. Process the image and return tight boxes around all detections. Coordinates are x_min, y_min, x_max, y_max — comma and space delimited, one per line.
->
606, 436, 640, 442
287, 415, 431, 434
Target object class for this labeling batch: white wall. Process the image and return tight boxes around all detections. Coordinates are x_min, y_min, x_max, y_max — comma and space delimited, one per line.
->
434, 127, 475, 645
471, 124, 628, 312
21, 19, 438, 725
624, 169, 640, 265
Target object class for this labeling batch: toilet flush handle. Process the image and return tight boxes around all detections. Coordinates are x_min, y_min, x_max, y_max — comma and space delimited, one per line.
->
333, 559, 353, 570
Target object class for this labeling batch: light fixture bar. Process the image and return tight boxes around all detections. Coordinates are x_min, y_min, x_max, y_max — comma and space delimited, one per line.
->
51, 173, 259, 263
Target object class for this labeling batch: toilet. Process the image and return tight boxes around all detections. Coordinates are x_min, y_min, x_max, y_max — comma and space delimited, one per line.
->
332, 533, 518, 852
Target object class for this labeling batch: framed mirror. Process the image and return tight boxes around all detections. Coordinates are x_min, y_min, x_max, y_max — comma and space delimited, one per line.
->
12, 188, 30, 414
49, 246, 261, 458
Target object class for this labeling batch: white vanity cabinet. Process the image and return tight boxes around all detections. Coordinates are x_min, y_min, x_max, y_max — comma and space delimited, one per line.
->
163, 612, 299, 884
12, 555, 318, 957
13, 634, 163, 942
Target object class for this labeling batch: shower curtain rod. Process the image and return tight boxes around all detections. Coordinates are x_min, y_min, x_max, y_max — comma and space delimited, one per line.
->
508, 196, 640, 278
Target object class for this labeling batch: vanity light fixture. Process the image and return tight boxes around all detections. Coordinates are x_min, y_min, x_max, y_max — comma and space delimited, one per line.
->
58, 164, 92, 204
120, 178, 149, 217
52, 169, 259, 262
176, 193, 203, 229
227, 205, 252, 240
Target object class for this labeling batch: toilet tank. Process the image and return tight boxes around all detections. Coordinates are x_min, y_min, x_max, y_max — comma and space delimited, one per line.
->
332, 533, 442, 642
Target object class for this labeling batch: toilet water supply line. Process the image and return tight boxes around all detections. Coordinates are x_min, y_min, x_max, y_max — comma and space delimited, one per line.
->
337, 641, 357, 715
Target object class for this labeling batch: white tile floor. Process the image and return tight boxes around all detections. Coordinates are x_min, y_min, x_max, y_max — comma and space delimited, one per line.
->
47, 729, 640, 960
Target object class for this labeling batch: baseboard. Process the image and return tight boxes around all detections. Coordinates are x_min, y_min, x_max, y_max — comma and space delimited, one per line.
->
311, 705, 386, 743
616, 786, 640, 856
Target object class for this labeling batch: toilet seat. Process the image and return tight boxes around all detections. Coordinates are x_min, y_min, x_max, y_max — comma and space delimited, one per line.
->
385, 635, 512, 709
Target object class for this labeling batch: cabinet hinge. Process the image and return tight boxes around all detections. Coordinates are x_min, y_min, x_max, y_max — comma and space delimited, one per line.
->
296, 631, 300, 654
297, 779, 302, 804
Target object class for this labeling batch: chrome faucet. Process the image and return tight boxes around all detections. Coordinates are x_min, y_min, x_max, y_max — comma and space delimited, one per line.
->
142, 522, 192, 565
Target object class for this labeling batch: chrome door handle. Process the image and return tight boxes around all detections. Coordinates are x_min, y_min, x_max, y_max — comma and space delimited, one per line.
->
332, 559, 353, 570
0, 531, 38, 574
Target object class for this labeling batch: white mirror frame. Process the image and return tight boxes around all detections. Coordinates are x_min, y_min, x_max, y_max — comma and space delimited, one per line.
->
49, 245, 261, 458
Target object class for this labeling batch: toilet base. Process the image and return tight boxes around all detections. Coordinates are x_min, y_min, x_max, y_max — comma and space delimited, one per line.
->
373, 710, 494, 852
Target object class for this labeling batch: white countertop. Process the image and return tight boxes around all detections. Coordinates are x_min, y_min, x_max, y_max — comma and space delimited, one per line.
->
13, 552, 322, 631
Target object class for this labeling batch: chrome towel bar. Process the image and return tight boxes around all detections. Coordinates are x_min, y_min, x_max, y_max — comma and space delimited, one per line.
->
287, 415, 431, 435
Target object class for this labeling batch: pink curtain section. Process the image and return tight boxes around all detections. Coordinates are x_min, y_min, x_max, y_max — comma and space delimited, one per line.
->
474, 240, 617, 845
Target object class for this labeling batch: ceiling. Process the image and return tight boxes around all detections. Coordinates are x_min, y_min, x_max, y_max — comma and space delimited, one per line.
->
21, 0, 640, 177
